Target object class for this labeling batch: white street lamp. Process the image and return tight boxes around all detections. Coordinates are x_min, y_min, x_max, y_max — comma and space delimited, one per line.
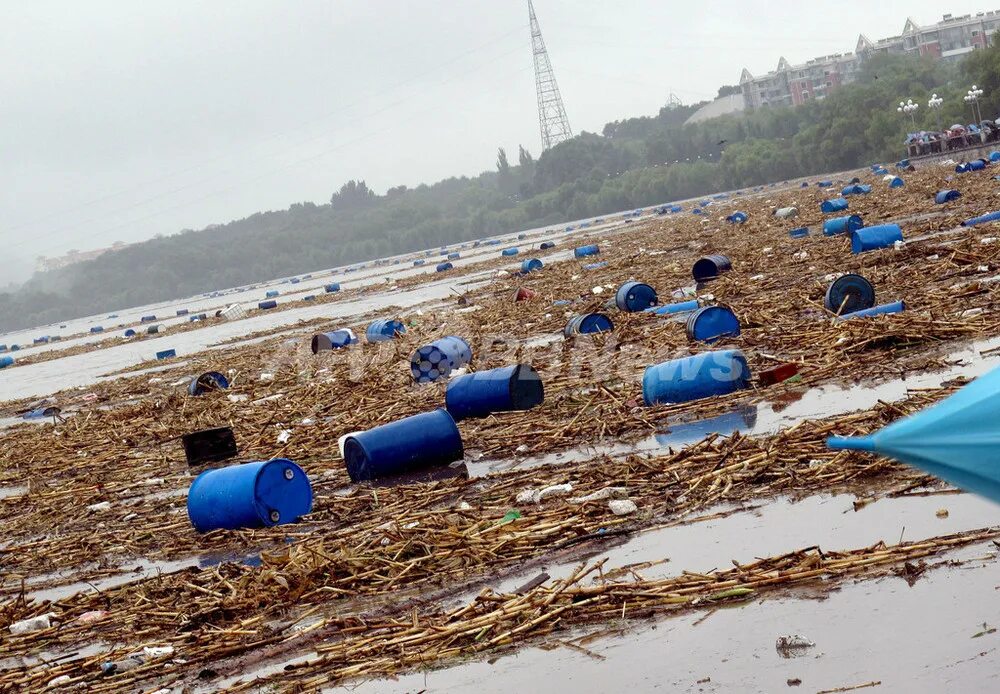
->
928, 93, 944, 132
897, 98, 919, 128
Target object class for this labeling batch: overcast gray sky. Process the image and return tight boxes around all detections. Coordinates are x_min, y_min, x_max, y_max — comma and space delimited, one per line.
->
0, 1, 993, 279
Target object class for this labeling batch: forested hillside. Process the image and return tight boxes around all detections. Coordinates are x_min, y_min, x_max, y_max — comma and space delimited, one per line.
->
3, 49, 996, 331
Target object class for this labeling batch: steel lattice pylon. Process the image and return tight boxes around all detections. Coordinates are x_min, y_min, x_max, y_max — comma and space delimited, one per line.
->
529, 0, 572, 150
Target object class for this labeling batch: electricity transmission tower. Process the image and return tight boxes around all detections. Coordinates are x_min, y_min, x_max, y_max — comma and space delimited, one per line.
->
529, 0, 572, 150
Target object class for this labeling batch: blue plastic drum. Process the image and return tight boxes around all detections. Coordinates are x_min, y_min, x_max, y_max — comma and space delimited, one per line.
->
187, 459, 313, 532
615, 281, 658, 312
685, 306, 741, 343
445, 364, 544, 420
643, 350, 751, 405
824, 274, 876, 315
564, 313, 614, 336
410, 336, 472, 382
344, 409, 463, 482
365, 319, 405, 343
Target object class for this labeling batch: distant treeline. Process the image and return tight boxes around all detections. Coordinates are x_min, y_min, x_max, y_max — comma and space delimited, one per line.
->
2, 48, 996, 332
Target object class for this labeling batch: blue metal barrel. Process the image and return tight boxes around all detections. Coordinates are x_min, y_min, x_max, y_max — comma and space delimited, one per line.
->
564, 313, 614, 336
520, 258, 543, 273
642, 350, 751, 405
265, 290, 279, 298
691, 255, 731, 282
574, 244, 600, 258
789, 227, 809, 238
540, 241, 555, 249
448, 252, 461, 260
0, 356, 13, 369
436, 262, 453, 272
410, 336, 472, 382
325, 283, 341, 292
645, 300, 699, 315
685, 306, 741, 343
962, 210, 1000, 226
343, 409, 463, 482
824, 274, 875, 314
615, 281, 658, 312
366, 319, 405, 343
187, 459, 313, 532
155, 349, 176, 360
821, 198, 849, 213
445, 364, 544, 420
935, 189, 961, 204
311, 329, 357, 353
258, 300, 278, 310
90, 326, 104, 333
823, 215, 864, 236
501, 247, 519, 256
189, 371, 230, 396
851, 224, 903, 254
838, 300, 906, 320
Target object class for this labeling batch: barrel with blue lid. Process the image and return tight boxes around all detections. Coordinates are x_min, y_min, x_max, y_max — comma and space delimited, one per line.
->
189, 371, 230, 396
692, 255, 731, 282
343, 409, 463, 482
564, 313, 614, 336
187, 458, 313, 532
851, 224, 903, 254
520, 258, 543, 273
935, 189, 961, 204
686, 306, 741, 343
574, 244, 600, 258
258, 300, 278, 310
825, 274, 876, 314
311, 329, 357, 353
436, 262, 453, 272
643, 350, 751, 405
823, 215, 864, 236
410, 336, 472, 382
821, 198, 849, 213
615, 281, 658, 312
501, 247, 519, 256
445, 364, 544, 420
366, 319, 405, 343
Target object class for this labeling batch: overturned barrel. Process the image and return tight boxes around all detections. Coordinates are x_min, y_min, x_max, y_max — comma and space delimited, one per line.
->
258, 300, 278, 310
642, 350, 751, 405
410, 336, 472, 382
574, 244, 600, 258
564, 313, 614, 336
188, 371, 230, 396
615, 281, 658, 312
187, 458, 313, 532
501, 247, 519, 257
436, 262, 453, 272
775, 207, 799, 219
726, 211, 748, 224
821, 198, 849, 213
325, 283, 341, 292
686, 306, 741, 343
413, 259, 426, 266
888, 177, 904, 188
155, 349, 176, 360
447, 252, 460, 260
366, 319, 405, 343
851, 224, 903, 254
265, 290, 279, 298
90, 326, 104, 334
520, 258, 543, 273
824, 274, 876, 315
311, 329, 357, 353
176, 309, 189, 316
539, 241, 555, 250
343, 409, 463, 482
646, 300, 698, 315
182, 426, 238, 465
445, 364, 544, 420
146, 324, 163, 335
823, 215, 864, 236
582, 261, 608, 270
140, 315, 156, 323
837, 300, 906, 320
789, 227, 809, 238
691, 255, 731, 282
0, 356, 13, 370
123, 329, 136, 337
935, 189, 961, 204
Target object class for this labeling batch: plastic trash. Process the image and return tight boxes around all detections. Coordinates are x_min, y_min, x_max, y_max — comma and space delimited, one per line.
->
540, 241, 555, 250
445, 364, 544, 420
436, 261, 453, 272
182, 427, 238, 466
564, 313, 614, 336
615, 281, 658, 312
692, 255, 731, 282
258, 300, 278, 310
325, 282, 342, 292
609, 499, 638, 515
311, 329, 357, 353
366, 319, 405, 342
9, 613, 55, 635
155, 349, 176, 360
823, 215, 864, 236
935, 189, 961, 204
187, 459, 312, 532
188, 371, 229, 396
0, 356, 14, 370
501, 247, 519, 256
851, 224, 903, 254
962, 211, 1000, 227
775, 207, 799, 219
685, 306, 741, 343
836, 300, 905, 320
582, 261, 609, 270
344, 409, 463, 482
726, 211, 748, 224
645, 300, 699, 316
759, 363, 799, 386
410, 336, 472, 383
789, 227, 809, 238
574, 244, 600, 258
520, 258, 543, 273
824, 274, 876, 314
643, 350, 750, 405
101, 655, 145, 676
821, 198, 849, 213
